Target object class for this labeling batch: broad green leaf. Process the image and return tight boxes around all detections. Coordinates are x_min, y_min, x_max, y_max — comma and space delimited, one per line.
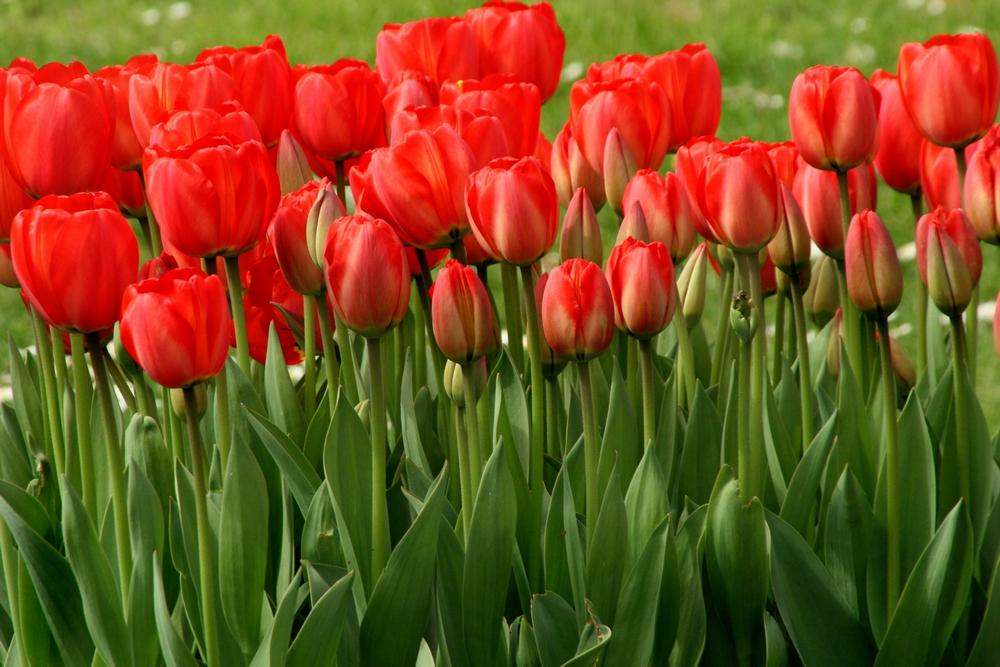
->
967, 548, 1000, 665
359, 466, 448, 666
532, 592, 578, 667
670, 505, 707, 667
495, 351, 530, 476
399, 350, 432, 474
719, 361, 739, 471
152, 553, 198, 667
435, 512, 468, 667
0, 479, 51, 539
8, 333, 44, 448
463, 443, 517, 667
544, 466, 575, 607
265, 324, 307, 444
587, 462, 627, 626
244, 406, 320, 515
779, 411, 838, 539
562, 462, 588, 630
516, 617, 541, 667
127, 460, 164, 667
624, 444, 670, 573
598, 362, 639, 496
248, 571, 306, 667
763, 373, 797, 504
873, 501, 973, 666
0, 419, 32, 489
220, 430, 269, 656
286, 571, 355, 667
18, 552, 51, 667
767, 509, 874, 667
763, 610, 789, 667
124, 415, 173, 522
836, 345, 876, 500
705, 466, 769, 664
677, 382, 723, 506
302, 480, 343, 567
561, 607, 611, 667
825, 467, 872, 628
652, 369, 677, 483
302, 393, 331, 476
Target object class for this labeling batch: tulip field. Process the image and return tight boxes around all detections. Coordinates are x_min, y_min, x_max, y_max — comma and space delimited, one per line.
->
3, 1, 1000, 666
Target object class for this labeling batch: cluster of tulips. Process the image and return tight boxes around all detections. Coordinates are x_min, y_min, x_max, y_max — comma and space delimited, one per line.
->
2, 0, 1000, 665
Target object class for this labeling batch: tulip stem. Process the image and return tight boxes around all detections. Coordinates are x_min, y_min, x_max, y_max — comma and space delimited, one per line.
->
910, 195, 928, 379
367, 336, 390, 586
789, 279, 814, 451
501, 264, 525, 374
223, 256, 252, 377
412, 288, 427, 390
29, 308, 65, 485
745, 252, 767, 502
451, 239, 468, 265
578, 360, 600, 551
950, 315, 972, 510
87, 331, 131, 606
183, 385, 220, 667
416, 250, 446, 392
836, 171, 864, 385
303, 295, 317, 421
103, 348, 138, 415
70, 335, 96, 522
953, 149, 977, 387
711, 267, 734, 387
338, 320, 363, 404
53, 334, 67, 402
454, 405, 474, 540
773, 292, 785, 383
638, 339, 657, 447
877, 317, 901, 616
520, 264, 546, 594
315, 302, 342, 412
140, 174, 164, 257
462, 363, 483, 498
673, 282, 697, 407
215, 362, 231, 470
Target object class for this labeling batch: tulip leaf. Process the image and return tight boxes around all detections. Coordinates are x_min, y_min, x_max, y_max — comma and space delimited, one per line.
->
245, 405, 320, 515
873, 501, 973, 666
652, 369, 677, 482
0, 419, 32, 489
435, 511, 468, 667
677, 382, 723, 506
598, 361, 639, 495
359, 465, 448, 666
301, 479, 343, 567
399, 350, 432, 474
495, 350, 531, 476
763, 373, 798, 503
0, 478, 51, 539
669, 505, 707, 667
835, 344, 876, 501
766, 508, 875, 667
516, 617, 541, 667
967, 547, 1000, 665
19, 550, 52, 666
624, 443, 670, 573
560, 606, 611, 667
127, 460, 165, 667
8, 333, 44, 448
152, 553, 198, 667
532, 592, 579, 667
248, 571, 306, 667
544, 462, 576, 608
463, 442, 517, 667
264, 323, 307, 444
779, 410, 838, 539
302, 392, 331, 476
764, 610, 789, 667
824, 467, 872, 628
587, 462, 627, 626
562, 461, 588, 630
220, 430, 270, 657
286, 570, 354, 667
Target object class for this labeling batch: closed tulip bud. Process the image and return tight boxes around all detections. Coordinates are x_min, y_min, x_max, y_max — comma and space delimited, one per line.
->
804, 255, 840, 327
616, 200, 650, 244
120, 268, 231, 388
676, 135, 726, 241
769, 183, 812, 275
603, 128, 639, 216
304, 182, 347, 270
170, 383, 208, 420
560, 188, 603, 264
697, 138, 783, 253
276, 130, 314, 195
826, 307, 844, 376
709, 242, 735, 271
870, 70, 923, 195
845, 210, 903, 320
443, 357, 489, 408
324, 216, 410, 339
917, 207, 983, 317
789, 65, 881, 172
622, 170, 695, 262
898, 33, 999, 148
466, 156, 559, 266
528, 271, 570, 377
271, 180, 333, 296
766, 141, 801, 188
920, 141, 961, 211
776, 264, 811, 298
606, 237, 676, 339
793, 162, 877, 260
541, 259, 615, 361
376, 17, 480, 87
432, 259, 500, 364
966, 126, 1000, 245
139, 252, 180, 281
677, 242, 709, 328
875, 330, 917, 397
551, 122, 606, 211
12, 192, 139, 334
730, 290, 758, 345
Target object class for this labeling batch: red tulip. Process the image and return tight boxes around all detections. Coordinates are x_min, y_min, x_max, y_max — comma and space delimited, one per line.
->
292, 60, 385, 163
759, 251, 778, 298
465, 1, 565, 103
793, 162, 877, 259
788, 65, 881, 172
389, 104, 508, 167
100, 167, 145, 218
616, 200, 650, 245
845, 210, 902, 319
898, 33, 999, 148
144, 133, 280, 259
120, 267, 231, 388
551, 121, 606, 211
965, 125, 1000, 245
531, 271, 569, 377
766, 141, 801, 188
404, 246, 449, 276
323, 215, 410, 339
159, 234, 267, 291
95, 54, 159, 170
0, 152, 31, 243
465, 156, 559, 266
148, 101, 261, 150
270, 179, 327, 296
541, 258, 614, 361
559, 188, 603, 265
920, 139, 982, 212
11, 192, 139, 333
804, 254, 840, 327
440, 74, 541, 159
870, 69, 923, 195
675, 135, 726, 241
606, 237, 676, 339
769, 184, 811, 276
376, 17, 479, 87
0, 244, 16, 288
462, 232, 494, 266
696, 138, 783, 253
236, 253, 302, 365
432, 259, 499, 363
139, 252, 180, 281
197, 35, 294, 147
622, 169, 694, 262
2, 62, 115, 197
382, 70, 439, 136
916, 206, 983, 316
534, 131, 552, 168
570, 76, 672, 176
352, 125, 477, 250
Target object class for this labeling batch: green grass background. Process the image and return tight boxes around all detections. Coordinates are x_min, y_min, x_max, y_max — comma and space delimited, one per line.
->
1, 0, 998, 413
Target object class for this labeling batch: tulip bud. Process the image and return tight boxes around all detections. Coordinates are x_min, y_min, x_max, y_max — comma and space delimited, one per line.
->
916, 206, 983, 317
305, 182, 347, 269
845, 210, 903, 320
964, 125, 1000, 245
876, 330, 916, 398
709, 242, 735, 271
804, 254, 840, 328
170, 383, 208, 420
533, 271, 570, 377
622, 169, 695, 262
541, 259, 615, 362
730, 290, 759, 344
432, 260, 500, 364
603, 128, 638, 217
560, 188, 604, 265
276, 130, 314, 195
776, 262, 811, 298
442, 358, 488, 408
826, 307, 844, 376
759, 251, 778, 299
769, 184, 812, 276
677, 242, 709, 329
616, 200, 650, 245
551, 122, 607, 212
356, 399, 371, 430
606, 238, 676, 339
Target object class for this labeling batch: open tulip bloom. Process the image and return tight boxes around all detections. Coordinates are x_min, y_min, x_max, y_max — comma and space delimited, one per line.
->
6, 16, 1000, 667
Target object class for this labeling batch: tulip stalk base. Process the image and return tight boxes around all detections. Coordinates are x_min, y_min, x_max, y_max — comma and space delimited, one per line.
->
303, 295, 317, 420
501, 264, 525, 375
183, 386, 220, 667
416, 250, 446, 392
215, 364, 231, 471
462, 363, 483, 496
578, 361, 600, 552
638, 339, 657, 447
789, 280, 813, 451
29, 308, 65, 482
224, 256, 253, 378
745, 252, 767, 502
877, 317, 901, 616
454, 406, 474, 539
70, 334, 96, 522
520, 264, 545, 594
316, 302, 342, 413
773, 293, 785, 383
950, 316, 972, 512
367, 336, 390, 586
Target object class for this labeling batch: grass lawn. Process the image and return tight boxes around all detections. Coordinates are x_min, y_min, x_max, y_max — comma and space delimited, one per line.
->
1, 0, 999, 415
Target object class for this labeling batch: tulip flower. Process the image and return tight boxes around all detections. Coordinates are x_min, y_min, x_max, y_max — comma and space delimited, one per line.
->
622, 169, 695, 262
465, 1, 565, 103
139, 252, 180, 281
292, 60, 386, 163
95, 54, 159, 170
916, 207, 982, 317
551, 121, 606, 211
442, 357, 488, 409
769, 184, 811, 276
11, 192, 139, 334
270, 179, 330, 296
236, 254, 303, 365
870, 69, 923, 195
793, 162, 876, 260
100, 167, 146, 219
389, 104, 507, 167
376, 17, 479, 87
601, 128, 638, 216
789, 65, 881, 172
675, 135, 726, 241
876, 331, 917, 398
677, 242, 710, 330
197, 35, 294, 147
559, 188, 604, 265
542, 258, 615, 362
766, 141, 801, 188
965, 125, 1000, 245
529, 270, 568, 378
382, 71, 439, 136
616, 200, 650, 245
465, 156, 559, 267
759, 251, 778, 298
534, 131, 552, 168
0, 153, 32, 245
920, 141, 962, 212
804, 254, 840, 327
898, 33, 999, 148
304, 180, 348, 269
845, 210, 903, 321
606, 237, 676, 339
432, 259, 500, 364
2, 62, 115, 197
275, 129, 314, 195
148, 101, 261, 151
440, 75, 541, 159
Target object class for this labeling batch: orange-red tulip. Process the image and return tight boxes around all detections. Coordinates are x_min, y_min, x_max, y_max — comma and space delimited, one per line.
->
845, 210, 902, 319
542, 258, 615, 361
916, 206, 982, 316
432, 259, 499, 363
870, 69, 923, 195
606, 237, 676, 339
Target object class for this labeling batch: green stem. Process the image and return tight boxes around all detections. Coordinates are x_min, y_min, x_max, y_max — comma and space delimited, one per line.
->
789, 279, 814, 451
578, 361, 600, 551
950, 316, 972, 508
88, 332, 131, 606
29, 309, 65, 481
416, 251, 446, 392
336, 314, 362, 404
746, 252, 767, 501
520, 264, 545, 594
367, 336, 390, 585
673, 283, 697, 407
711, 268, 734, 386
140, 173, 164, 257
785, 292, 796, 362
223, 256, 252, 377
303, 294, 317, 421
639, 339, 656, 447
501, 263, 525, 374
454, 405, 473, 540
133, 370, 151, 417
773, 291, 785, 383
954, 149, 976, 386
911, 195, 927, 379
478, 264, 499, 324
137, 216, 153, 259
215, 362, 231, 470
335, 160, 348, 213
462, 363, 482, 498
104, 348, 138, 415
877, 318, 901, 616
165, 386, 183, 462
316, 298, 342, 412
412, 286, 427, 390
70, 335, 96, 522
734, 255, 757, 504
451, 238, 468, 264
183, 386, 220, 667
627, 337, 640, 410
836, 171, 863, 383
53, 332, 67, 402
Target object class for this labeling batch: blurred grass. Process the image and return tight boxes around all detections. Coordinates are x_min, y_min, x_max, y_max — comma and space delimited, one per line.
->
1, 0, 999, 414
